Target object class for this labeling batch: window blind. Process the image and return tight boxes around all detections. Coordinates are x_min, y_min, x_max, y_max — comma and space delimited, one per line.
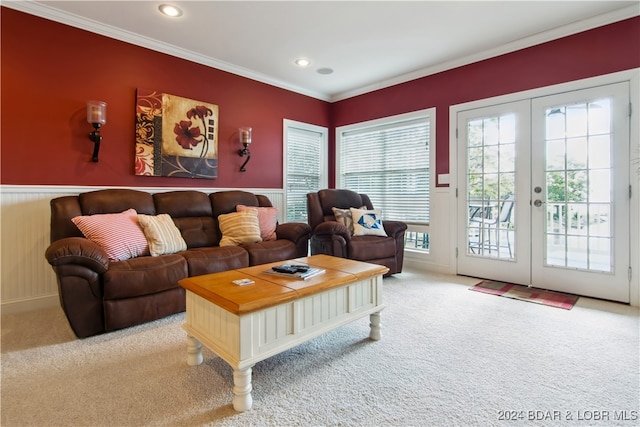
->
339, 117, 430, 224
286, 126, 324, 222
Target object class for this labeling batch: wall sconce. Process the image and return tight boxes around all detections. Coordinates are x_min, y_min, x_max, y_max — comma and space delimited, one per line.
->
238, 127, 252, 172
86, 100, 107, 162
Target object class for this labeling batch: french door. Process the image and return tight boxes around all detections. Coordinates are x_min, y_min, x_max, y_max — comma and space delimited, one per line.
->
456, 82, 630, 302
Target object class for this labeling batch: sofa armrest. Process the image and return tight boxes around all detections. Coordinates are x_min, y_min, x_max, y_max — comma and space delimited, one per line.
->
309, 221, 350, 258
275, 222, 312, 257
275, 222, 312, 243
45, 237, 109, 273
312, 221, 351, 242
45, 237, 109, 338
382, 220, 408, 239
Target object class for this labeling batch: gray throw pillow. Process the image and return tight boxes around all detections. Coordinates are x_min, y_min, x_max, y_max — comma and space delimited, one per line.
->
331, 206, 365, 235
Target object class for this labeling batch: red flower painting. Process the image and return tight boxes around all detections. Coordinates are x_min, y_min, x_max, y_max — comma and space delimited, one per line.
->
174, 106, 213, 157
174, 121, 201, 148
135, 89, 218, 179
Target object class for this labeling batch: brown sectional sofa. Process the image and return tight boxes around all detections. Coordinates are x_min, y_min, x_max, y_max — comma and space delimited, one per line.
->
45, 188, 311, 338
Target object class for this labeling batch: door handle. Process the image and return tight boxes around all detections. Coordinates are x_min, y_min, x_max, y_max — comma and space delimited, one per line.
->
533, 199, 544, 207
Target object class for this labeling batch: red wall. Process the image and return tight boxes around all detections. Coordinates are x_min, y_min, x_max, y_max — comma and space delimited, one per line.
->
0, 8, 330, 188
332, 16, 640, 186
1, 9, 638, 190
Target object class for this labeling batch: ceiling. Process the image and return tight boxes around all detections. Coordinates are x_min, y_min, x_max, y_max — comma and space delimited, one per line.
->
5, 1, 639, 101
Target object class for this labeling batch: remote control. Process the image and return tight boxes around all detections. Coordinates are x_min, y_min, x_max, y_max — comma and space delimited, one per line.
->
272, 266, 298, 274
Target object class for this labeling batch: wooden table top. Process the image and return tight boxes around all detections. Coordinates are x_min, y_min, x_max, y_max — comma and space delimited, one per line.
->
179, 254, 389, 315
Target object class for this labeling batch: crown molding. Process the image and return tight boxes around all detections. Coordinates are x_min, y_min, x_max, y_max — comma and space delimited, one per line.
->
4, 1, 638, 103
2, 0, 331, 102
0, 184, 286, 195
329, 4, 640, 102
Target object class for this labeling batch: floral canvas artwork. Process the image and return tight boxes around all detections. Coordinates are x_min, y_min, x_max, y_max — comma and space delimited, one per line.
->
135, 88, 218, 178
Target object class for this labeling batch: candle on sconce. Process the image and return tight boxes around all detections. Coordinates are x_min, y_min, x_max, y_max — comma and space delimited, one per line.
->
86, 100, 107, 125
90, 107, 102, 123
239, 127, 252, 145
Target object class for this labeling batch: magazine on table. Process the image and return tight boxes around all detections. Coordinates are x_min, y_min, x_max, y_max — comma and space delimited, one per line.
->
263, 264, 325, 280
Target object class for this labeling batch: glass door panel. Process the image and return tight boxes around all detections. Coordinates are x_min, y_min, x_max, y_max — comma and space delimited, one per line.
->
466, 115, 516, 259
457, 100, 530, 285
543, 100, 613, 271
531, 82, 630, 302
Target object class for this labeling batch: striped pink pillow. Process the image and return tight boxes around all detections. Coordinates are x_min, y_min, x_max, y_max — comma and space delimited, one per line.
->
72, 209, 150, 261
236, 205, 278, 241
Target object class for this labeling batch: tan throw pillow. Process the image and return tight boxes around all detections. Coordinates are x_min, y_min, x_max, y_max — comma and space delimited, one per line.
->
332, 206, 365, 235
350, 208, 388, 237
218, 210, 262, 246
137, 214, 187, 256
236, 205, 278, 241
71, 208, 150, 261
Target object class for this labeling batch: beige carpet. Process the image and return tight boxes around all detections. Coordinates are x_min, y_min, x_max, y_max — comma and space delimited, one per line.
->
1, 270, 639, 426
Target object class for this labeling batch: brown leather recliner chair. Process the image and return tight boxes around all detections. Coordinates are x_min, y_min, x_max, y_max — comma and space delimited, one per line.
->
307, 189, 408, 276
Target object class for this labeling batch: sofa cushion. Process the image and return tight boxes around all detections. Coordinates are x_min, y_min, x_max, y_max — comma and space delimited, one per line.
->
104, 287, 185, 332
103, 253, 187, 299
242, 239, 299, 266
172, 217, 218, 248
210, 190, 261, 217
153, 190, 212, 217
218, 210, 262, 246
181, 246, 248, 276
154, 191, 218, 248
348, 235, 397, 260
78, 189, 156, 216
72, 209, 150, 261
350, 208, 387, 237
138, 214, 187, 256
237, 204, 278, 241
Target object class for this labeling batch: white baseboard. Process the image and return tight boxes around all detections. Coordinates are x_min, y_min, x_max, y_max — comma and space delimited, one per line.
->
403, 257, 453, 275
1, 294, 59, 315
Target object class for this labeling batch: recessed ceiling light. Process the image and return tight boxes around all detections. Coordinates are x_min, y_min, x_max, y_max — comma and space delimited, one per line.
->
294, 58, 311, 67
159, 4, 183, 17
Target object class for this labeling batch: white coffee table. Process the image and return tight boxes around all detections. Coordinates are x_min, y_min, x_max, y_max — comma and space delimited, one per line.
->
178, 254, 388, 411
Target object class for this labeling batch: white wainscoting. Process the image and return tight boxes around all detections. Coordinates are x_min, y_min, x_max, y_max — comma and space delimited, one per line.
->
0, 184, 457, 314
0, 185, 285, 314
403, 187, 454, 275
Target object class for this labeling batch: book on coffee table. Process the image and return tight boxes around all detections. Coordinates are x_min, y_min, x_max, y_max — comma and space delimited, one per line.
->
263, 264, 325, 280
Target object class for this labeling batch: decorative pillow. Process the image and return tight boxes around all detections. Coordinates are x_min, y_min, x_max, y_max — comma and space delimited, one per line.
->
237, 205, 278, 241
137, 214, 187, 256
218, 210, 262, 246
350, 208, 388, 237
71, 208, 150, 261
332, 206, 366, 235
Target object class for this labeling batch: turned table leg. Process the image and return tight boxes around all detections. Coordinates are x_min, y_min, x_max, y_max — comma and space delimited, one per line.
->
186, 335, 203, 366
232, 366, 253, 411
369, 311, 382, 341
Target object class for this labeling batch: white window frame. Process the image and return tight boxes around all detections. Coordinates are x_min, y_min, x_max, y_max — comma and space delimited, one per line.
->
335, 108, 435, 253
283, 119, 328, 222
